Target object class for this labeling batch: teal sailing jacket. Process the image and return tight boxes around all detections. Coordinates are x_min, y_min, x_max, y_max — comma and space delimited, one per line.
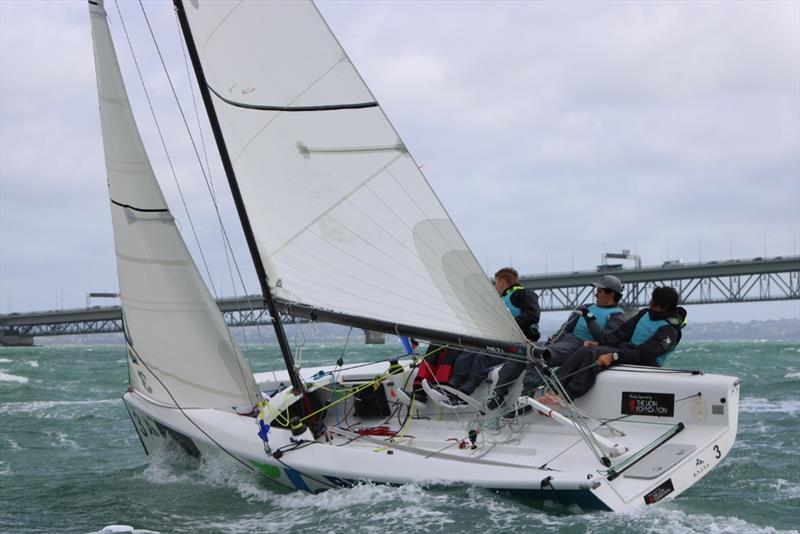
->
572, 304, 624, 341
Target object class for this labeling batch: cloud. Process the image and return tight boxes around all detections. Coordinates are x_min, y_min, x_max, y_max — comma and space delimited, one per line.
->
1, 0, 797, 322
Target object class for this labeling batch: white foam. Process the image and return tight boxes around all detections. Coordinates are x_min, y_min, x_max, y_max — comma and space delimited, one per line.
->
1, 436, 20, 450
784, 371, 800, 380
0, 358, 11, 363
740, 397, 800, 416
585, 503, 799, 534
0, 371, 28, 384
183, 515, 299, 534
0, 399, 117, 416
45, 431, 80, 449
27, 360, 39, 368
771, 479, 800, 500
87, 525, 161, 534
139, 445, 199, 485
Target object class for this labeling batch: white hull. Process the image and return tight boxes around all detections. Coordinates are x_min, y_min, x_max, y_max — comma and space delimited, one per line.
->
123, 362, 739, 511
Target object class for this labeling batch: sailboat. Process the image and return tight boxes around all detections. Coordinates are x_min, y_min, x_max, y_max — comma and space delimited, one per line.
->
88, 0, 739, 511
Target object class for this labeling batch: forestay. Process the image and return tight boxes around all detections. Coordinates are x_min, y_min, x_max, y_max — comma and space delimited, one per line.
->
89, 0, 260, 409
180, 0, 526, 344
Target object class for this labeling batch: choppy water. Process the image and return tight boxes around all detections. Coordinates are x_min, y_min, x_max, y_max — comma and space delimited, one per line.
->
1, 340, 798, 533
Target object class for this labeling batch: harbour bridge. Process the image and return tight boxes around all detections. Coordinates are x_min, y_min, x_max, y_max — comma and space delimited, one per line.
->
1, 256, 797, 346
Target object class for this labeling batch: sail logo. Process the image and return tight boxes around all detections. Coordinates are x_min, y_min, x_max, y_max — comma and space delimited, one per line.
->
621, 392, 675, 417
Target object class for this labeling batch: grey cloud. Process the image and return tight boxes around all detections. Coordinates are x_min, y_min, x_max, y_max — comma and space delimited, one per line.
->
1, 0, 797, 323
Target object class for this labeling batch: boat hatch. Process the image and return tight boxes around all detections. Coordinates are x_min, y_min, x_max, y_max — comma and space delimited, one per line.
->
623, 444, 696, 479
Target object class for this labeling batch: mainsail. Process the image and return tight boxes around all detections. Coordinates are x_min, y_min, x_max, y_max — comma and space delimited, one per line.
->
89, 0, 260, 409
178, 0, 527, 346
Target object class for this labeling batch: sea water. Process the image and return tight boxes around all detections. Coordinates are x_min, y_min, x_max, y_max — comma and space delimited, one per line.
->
1, 341, 798, 533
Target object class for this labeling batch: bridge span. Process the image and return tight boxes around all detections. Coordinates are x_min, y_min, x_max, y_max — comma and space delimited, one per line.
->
523, 256, 799, 311
1, 256, 797, 346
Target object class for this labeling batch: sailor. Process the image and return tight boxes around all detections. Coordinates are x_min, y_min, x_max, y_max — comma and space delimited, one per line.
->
541, 286, 688, 403
494, 266, 542, 342
488, 275, 625, 410
446, 267, 541, 398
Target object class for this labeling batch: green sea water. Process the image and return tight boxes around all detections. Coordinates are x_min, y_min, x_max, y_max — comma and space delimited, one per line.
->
1, 340, 798, 533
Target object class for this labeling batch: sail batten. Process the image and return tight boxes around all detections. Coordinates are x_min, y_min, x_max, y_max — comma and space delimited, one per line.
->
179, 0, 527, 346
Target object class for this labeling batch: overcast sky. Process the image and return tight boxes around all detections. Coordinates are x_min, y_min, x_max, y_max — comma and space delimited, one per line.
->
1, 0, 798, 323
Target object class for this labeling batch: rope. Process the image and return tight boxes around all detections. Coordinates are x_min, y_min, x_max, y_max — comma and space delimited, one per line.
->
114, 0, 217, 298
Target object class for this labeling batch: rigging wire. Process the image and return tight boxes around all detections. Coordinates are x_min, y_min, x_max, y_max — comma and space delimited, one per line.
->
172, 11, 276, 355
113, 0, 217, 299
107, 2, 273, 474
128, 0, 264, 406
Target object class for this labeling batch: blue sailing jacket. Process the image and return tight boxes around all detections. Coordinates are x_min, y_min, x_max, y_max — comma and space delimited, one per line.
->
572, 304, 624, 341
631, 313, 671, 365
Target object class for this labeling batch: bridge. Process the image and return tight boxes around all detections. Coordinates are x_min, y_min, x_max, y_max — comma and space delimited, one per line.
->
1, 255, 797, 346
524, 256, 799, 312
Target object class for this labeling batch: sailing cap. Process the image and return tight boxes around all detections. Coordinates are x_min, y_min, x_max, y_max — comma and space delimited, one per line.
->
593, 275, 623, 294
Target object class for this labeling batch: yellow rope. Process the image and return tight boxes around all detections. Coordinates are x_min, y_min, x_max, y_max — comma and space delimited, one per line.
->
260, 344, 451, 428
299, 370, 394, 423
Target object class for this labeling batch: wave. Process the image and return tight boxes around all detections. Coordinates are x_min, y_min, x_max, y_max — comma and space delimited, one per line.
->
0, 371, 28, 384
140, 448, 199, 486
784, 371, 800, 380
0, 398, 118, 416
740, 397, 800, 416
0, 358, 12, 363
28, 360, 39, 368
1, 436, 21, 450
165, 486, 800, 534
587, 504, 800, 534
44, 430, 80, 450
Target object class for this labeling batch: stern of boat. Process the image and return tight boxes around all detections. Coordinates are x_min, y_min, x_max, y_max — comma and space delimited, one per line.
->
577, 367, 741, 511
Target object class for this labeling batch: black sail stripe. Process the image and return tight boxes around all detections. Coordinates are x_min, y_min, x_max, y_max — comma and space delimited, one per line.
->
111, 199, 169, 213
207, 85, 378, 112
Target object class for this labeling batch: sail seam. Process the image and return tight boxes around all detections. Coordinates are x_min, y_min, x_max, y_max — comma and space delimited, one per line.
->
269, 153, 405, 257
208, 85, 378, 112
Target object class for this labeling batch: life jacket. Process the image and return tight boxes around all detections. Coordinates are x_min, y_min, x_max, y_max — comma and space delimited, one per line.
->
571, 304, 624, 341
502, 285, 540, 340
502, 285, 525, 317
631, 312, 671, 366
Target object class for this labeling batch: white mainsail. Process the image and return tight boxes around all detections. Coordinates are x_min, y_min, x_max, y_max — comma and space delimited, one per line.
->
180, 0, 527, 345
89, 0, 260, 409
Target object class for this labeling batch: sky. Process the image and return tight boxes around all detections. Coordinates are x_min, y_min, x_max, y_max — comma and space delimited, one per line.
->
1, 0, 798, 323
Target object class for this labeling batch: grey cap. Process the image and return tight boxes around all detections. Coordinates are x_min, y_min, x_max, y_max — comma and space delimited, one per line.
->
593, 275, 623, 294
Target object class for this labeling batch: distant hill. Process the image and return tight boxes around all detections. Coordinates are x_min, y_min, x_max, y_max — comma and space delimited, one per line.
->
680, 318, 799, 341
32, 318, 798, 346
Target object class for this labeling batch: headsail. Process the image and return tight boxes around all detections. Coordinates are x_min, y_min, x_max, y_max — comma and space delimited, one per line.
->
89, 0, 260, 409
178, 0, 527, 346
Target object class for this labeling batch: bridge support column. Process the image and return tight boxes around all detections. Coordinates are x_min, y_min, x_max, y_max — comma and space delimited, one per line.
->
0, 331, 34, 347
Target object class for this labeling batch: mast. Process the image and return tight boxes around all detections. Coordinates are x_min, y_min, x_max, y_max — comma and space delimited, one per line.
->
173, 0, 303, 393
